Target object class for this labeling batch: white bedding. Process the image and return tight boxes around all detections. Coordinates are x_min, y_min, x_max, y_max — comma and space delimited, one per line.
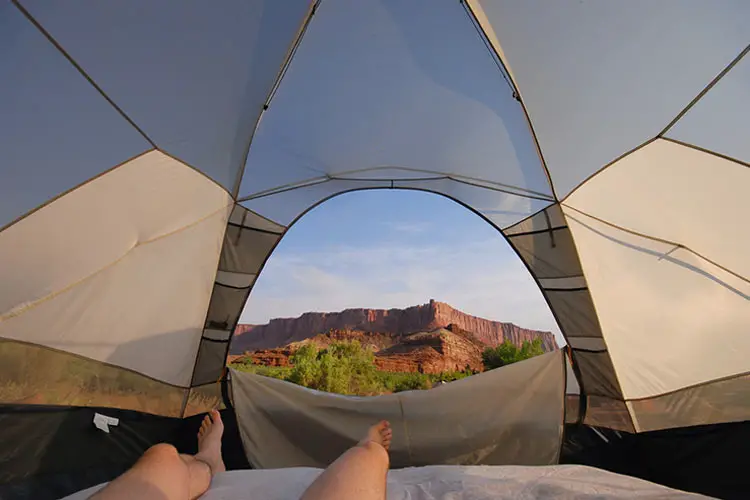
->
64, 464, 710, 499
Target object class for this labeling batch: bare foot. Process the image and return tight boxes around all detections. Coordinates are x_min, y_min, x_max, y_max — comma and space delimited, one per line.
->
359, 420, 392, 451
195, 409, 226, 475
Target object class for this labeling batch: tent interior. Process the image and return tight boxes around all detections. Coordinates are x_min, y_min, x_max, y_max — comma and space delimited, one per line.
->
1, 0, 748, 498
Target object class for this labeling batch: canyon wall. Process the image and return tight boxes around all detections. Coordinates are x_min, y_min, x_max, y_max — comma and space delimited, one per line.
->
231, 300, 557, 354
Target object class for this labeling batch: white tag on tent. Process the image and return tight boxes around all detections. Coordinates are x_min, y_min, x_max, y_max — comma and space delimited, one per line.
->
93, 412, 120, 433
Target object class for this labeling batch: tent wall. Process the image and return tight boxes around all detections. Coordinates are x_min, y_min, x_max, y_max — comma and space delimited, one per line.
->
561, 421, 750, 500
231, 351, 565, 469
1, 0, 748, 439
0, 406, 249, 500
503, 205, 635, 432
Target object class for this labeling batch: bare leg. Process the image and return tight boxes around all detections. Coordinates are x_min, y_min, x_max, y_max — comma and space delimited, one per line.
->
91, 410, 226, 500
300, 420, 392, 500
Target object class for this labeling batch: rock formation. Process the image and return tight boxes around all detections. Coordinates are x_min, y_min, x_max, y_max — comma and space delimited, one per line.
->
231, 300, 557, 354
374, 325, 485, 374
233, 325, 486, 374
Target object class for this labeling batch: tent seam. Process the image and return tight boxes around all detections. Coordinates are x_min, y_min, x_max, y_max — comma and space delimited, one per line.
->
460, 0, 559, 201
0, 149, 154, 235
557, 207, 633, 426
564, 43, 749, 201
12, 0, 157, 149
231, 0, 321, 199
660, 136, 750, 169
0, 203, 232, 325
659, 44, 749, 137
562, 203, 749, 285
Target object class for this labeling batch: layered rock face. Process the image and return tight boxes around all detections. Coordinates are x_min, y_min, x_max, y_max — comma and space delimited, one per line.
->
374, 325, 485, 374
231, 300, 557, 354
234, 325, 485, 374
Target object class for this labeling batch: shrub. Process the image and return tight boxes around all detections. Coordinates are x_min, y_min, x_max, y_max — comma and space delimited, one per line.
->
482, 338, 545, 370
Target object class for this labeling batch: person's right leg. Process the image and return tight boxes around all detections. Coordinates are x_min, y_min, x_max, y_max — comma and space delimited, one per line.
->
90, 410, 225, 500
300, 421, 392, 500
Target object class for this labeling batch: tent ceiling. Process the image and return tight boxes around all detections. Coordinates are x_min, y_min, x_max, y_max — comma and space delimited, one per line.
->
1, 0, 748, 430
470, 0, 750, 197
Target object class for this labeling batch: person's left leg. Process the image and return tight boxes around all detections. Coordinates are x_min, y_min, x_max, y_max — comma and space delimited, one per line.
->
300, 421, 392, 500
90, 410, 225, 500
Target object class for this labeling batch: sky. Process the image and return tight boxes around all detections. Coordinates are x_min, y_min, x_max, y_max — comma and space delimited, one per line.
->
240, 190, 564, 346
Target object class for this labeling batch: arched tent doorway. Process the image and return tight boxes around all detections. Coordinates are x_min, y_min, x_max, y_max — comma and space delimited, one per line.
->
230, 189, 564, 391
2, 0, 749, 497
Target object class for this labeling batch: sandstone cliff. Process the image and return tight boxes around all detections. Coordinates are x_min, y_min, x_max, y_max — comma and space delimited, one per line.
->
374, 325, 485, 374
235, 325, 485, 374
231, 300, 557, 354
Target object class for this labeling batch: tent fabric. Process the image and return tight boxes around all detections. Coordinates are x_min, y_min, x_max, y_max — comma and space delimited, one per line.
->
560, 421, 750, 500
564, 209, 750, 400
19, 0, 313, 192
231, 351, 564, 469
0, 150, 232, 386
0, 406, 249, 500
467, 0, 750, 197
0, 0, 748, 435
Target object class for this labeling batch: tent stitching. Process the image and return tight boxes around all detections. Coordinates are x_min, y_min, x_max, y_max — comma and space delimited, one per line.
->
460, 0, 559, 202
12, 0, 157, 148
563, 44, 749, 202
658, 44, 750, 137
562, 204, 749, 285
231, 0, 322, 199
660, 136, 750, 169
0, 148, 154, 235
0, 204, 232, 325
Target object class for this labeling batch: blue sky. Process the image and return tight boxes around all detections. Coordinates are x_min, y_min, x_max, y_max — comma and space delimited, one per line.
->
240, 189, 564, 345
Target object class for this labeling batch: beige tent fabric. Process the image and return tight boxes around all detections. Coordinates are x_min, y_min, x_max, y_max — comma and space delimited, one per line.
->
0, 151, 232, 386
564, 209, 750, 400
231, 351, 564, 469
565, 139, 749, 279
628, 373, 750, 432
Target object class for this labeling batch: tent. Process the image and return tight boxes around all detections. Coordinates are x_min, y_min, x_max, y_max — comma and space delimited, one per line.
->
1, 0, 748, 498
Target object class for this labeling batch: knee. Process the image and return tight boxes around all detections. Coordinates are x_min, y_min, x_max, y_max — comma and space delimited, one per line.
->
142, 443, 181, 466
359, 440, 390, 468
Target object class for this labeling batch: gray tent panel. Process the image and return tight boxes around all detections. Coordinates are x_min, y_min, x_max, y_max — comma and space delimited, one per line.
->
666, 51, 750, 164
240, 0, 551, 200
473, 0, 750, 196
22, 0, 311, 191
0, 3, 149, 229
231, 351, 564, 469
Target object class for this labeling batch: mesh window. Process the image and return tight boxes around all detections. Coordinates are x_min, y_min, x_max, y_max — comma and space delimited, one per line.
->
507, 229, 582, 278
584, 396, 634, 433
204, 283, 248, 331
565, 395, 581, 424
545, 289, 602, 338
219, 225, 280, 274
184, 382, 226, 418
0, 339, 186, 416
572, 350, 622, 399
191, 339, 228, 386
504, 205, 567, 235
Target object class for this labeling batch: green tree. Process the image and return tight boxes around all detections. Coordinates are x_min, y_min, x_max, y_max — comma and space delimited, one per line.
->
482, 338, 544, 370
287, 344, 321, 387
287, 340, 384, 395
